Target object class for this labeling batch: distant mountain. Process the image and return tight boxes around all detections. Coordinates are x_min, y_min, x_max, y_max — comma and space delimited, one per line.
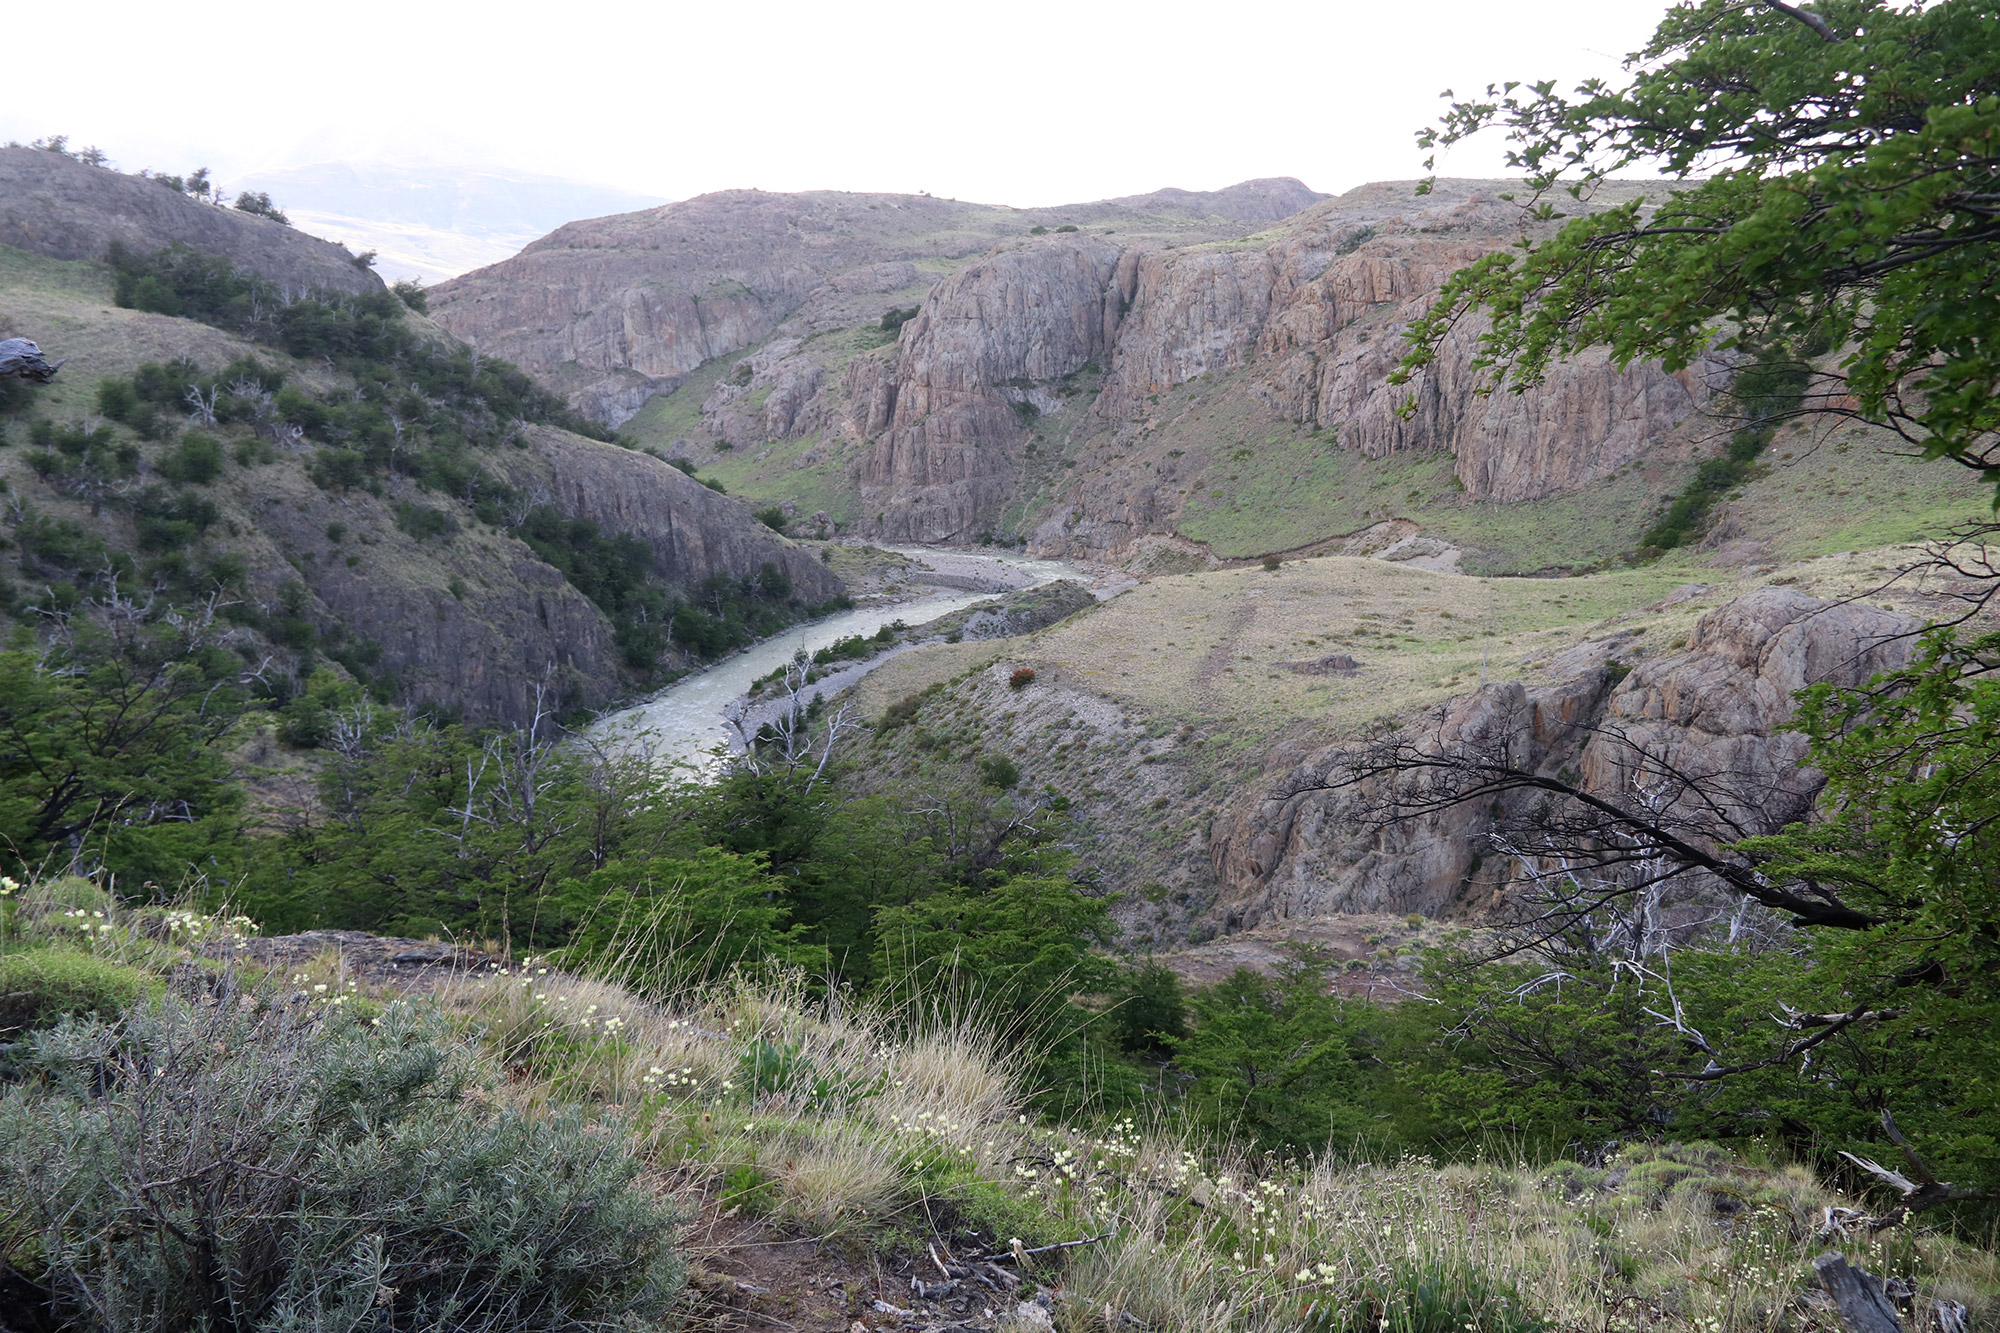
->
1105, 177, 1330, 221
226, 162, 669, 285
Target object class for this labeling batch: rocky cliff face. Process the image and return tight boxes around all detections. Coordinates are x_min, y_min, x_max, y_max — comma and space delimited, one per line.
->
825, 182, 1723, 545
498, 426, 843, 604
493, 178, 1724, 556
1204, 587, 1920, 932
855, 239, 1125, 540
0, 148, 383, 296
427, 183, 1329, 427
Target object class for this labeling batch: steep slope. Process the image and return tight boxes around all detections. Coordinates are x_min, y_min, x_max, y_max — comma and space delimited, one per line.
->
0, 147, 382, 296
0, 202, 841, 728
427, 182, 1326, 424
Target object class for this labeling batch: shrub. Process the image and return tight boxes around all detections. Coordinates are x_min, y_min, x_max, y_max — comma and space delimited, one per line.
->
0, 986, 687, 1331
879, 306, 920, 336
391, 278, 428, 313
393, 500, 459, 542
0, 948, 158, 1037
1009, 666, 1037, 689
1262, 555, 1283, 572
754, 506, 787, 533
978, 754, 1021, 790
154, 431, 223, 484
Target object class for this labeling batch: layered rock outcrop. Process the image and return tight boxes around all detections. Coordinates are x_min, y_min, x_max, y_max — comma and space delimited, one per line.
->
856, 240, 1124, 540
431, 175, 1725, 555
0, 148, 383, 296
1205, 588, 1920, 931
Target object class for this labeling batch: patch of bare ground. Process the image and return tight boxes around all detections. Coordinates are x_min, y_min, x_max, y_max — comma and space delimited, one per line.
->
208, 930, 507, 994
1152, 911, 1474, 1000
685, 1212, 1060, 1333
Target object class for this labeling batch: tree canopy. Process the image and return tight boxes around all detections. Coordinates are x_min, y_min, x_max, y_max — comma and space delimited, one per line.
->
1396, 0, 2000, 491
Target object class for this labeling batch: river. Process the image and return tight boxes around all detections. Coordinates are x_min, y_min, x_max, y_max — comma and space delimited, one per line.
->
587, 547, 1093, 773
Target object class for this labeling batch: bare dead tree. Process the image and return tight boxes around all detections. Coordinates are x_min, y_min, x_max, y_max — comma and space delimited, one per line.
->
1839, 1110, 1997, 1231
725, 655, 860, 794
183, 382, 220, 426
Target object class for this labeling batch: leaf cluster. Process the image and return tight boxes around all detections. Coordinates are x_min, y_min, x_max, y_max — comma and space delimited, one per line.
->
1399, 0, 2000, 491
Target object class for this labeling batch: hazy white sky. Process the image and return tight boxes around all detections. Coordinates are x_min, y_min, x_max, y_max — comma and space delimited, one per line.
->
4, 0, 1667, 206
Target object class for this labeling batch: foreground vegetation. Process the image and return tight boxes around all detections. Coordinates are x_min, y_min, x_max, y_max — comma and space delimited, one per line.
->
2, 880, 1994, 1332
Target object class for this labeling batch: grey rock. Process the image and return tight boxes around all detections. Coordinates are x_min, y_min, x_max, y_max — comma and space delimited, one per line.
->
0, 337, 61, 382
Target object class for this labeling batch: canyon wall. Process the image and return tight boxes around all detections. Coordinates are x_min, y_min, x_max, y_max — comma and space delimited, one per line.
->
453, 177, 1725, 552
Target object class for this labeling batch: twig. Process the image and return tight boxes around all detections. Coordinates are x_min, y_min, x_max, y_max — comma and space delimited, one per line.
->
974, 1231, 1114, 1263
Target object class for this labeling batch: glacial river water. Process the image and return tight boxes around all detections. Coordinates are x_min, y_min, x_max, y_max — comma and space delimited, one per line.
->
588, 548, 1091, 774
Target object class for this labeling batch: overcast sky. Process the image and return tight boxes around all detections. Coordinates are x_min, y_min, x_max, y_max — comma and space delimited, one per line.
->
4, 0, 1667, 207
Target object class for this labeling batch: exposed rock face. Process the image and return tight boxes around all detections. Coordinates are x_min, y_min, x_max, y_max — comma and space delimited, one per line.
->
237, 465, 625, 728
428, 183, 1329, 427
430, 175, 1725, 556
497, 426, 844, 604
828, 183, 1719, 547
431, 192, 1065, 425
836, 182, 1722, 545
297, 532, 623, 723
1205, 588, 1921, 932
0, 148, 383, 296
856, 240, 1124, 540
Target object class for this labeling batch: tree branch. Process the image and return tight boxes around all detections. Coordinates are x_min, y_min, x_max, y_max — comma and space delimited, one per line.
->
1758, 0, 1841, 42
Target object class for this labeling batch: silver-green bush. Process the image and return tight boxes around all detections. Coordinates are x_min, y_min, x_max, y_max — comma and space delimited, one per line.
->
0, 978, 685, 1332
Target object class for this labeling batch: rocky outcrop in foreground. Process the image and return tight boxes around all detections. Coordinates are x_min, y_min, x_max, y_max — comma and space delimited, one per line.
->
0, 147, 383, 296
1206, 587, 1919, 931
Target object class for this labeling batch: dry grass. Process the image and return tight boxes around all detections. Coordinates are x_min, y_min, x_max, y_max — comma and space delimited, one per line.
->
410, 961, 1998, 1333
994, 537, 1964, 750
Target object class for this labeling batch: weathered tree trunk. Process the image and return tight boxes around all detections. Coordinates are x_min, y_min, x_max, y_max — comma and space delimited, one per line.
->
1813, 1252, 1902, 1333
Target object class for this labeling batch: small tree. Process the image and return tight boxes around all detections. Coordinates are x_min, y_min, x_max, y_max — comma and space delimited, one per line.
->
232, 190, 291, 226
